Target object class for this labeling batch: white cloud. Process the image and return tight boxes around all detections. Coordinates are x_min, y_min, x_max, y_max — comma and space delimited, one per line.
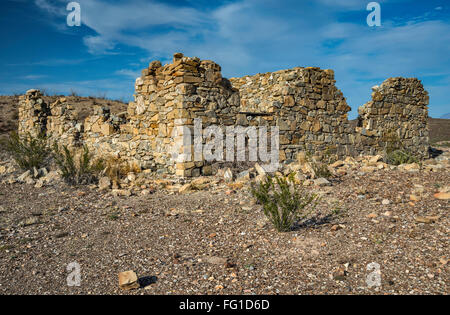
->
33, 0, 450, 118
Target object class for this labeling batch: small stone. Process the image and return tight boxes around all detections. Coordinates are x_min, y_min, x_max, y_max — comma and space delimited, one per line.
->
409, 194, 420, 202
314, 178, 330, 186
433, 192, 450, 200
330, 224, 344, 231
415, 216, 439, 224
112, 189, 132, 197
17, 170, 31, 182
22, 217, 39, 227
254, 163, 266, 176
178, 183, 192, 194
118, 270, 140, 290
382, 199, 390, 205
367, 213, 378, 219
205, 256, 227, 265
34, 179, 44, 188
332, 267, 347, 281
98, 177, 111, 191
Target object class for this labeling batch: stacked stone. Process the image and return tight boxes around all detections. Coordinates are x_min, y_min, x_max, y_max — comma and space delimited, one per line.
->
46, 97, 83, 148
230, 67, 354, 161
128, 53, 240, 176
356, 77, 429, 157
18, 89, 50, 137
16, 54, 431, 177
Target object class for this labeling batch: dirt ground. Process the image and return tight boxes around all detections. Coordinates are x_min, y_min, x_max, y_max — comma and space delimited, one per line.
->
0, 95, 448, 295
0, 159, 448, 295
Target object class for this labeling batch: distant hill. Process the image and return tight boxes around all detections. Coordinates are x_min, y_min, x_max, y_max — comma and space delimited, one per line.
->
440, 113, 450, 119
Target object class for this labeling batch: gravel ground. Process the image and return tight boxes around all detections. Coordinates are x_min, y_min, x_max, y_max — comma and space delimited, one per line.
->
0, 163, 448, 295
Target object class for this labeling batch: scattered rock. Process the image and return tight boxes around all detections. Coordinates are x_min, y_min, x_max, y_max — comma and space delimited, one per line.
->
314, 178, 330, 186
98, 177, 111, 191
415, 216, 440, 224
205, 256, 228, 265
17, 170, 31, 182
254, 163, 266, 177
118, 270, 140, 290
112, 189, 132, 197
330, 224, 344, 232
332, 266, 347, 281
178, 183, 192, 194
381, 199, 390, 205
433, 192, 450, 200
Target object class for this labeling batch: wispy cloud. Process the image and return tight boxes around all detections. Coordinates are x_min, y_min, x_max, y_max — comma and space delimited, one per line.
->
31, 0, 450, 118
21, 74, 48, 80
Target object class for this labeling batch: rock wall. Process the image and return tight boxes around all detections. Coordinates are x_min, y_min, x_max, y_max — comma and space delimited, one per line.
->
17, 53, 430, 176
230, 67, 354, 161
356, 77, 430, 157
18, 89, 50, 137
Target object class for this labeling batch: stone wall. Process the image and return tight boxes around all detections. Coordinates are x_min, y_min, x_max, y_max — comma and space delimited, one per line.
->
230, 67, 354, 161
17, 53, 430, 176
356, 77, 430, 157
18, 89, 50, 137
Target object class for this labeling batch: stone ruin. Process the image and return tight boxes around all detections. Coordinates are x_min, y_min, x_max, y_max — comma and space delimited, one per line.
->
17, 53, 430, 177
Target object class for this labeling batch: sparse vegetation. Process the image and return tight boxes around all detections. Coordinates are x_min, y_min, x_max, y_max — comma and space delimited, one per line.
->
52, 144, 104, 185
251, 175, 317, 232
4, 131, 50, 171
386, 149, 419, 166
382, 129, 419, 165
305, 146, 336, 179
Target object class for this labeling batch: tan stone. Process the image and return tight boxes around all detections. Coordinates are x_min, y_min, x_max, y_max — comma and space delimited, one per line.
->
118, 271, 140, 290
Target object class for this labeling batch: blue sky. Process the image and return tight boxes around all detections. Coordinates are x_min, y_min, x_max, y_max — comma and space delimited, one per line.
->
1, 0, 449, 119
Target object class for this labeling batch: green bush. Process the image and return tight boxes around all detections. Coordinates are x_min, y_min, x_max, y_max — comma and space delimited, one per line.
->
386, 149, 419, 166
382, 129, 419, 165
5, 131, 50, 171
251, 176, 317, 232
52, 144, 104, 185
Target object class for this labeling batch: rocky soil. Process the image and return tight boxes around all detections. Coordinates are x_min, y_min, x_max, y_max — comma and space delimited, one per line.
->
0, 145, 448, 295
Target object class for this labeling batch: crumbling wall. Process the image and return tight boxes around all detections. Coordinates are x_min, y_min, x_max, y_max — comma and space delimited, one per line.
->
230, 67, 354, 161
18, 89, 50, 137
17, 53, 430, 176
356, 77, 429, 157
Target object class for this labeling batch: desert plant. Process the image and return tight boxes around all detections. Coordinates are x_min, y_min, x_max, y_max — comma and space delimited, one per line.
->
5, 131, 50, 171
103, 156, 131, 184
382, 129, 419, 165
52, 144, 104, 185
386, 149, 419, 166
305, 148, 334, 179
251, 175, 317, 232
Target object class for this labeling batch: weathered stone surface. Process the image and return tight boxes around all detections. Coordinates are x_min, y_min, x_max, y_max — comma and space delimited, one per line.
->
118, 270, 140, 290
18, 54, 430, 178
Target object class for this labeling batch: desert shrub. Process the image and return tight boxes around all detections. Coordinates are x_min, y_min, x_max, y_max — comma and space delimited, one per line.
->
52, 144, 104, 185
386, 149, 419, 166
305, 147, 335, 179
103, 156, 140, 184
382, 129, 419, 165
251, 175, 317, 232
5, 131, 50, 171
